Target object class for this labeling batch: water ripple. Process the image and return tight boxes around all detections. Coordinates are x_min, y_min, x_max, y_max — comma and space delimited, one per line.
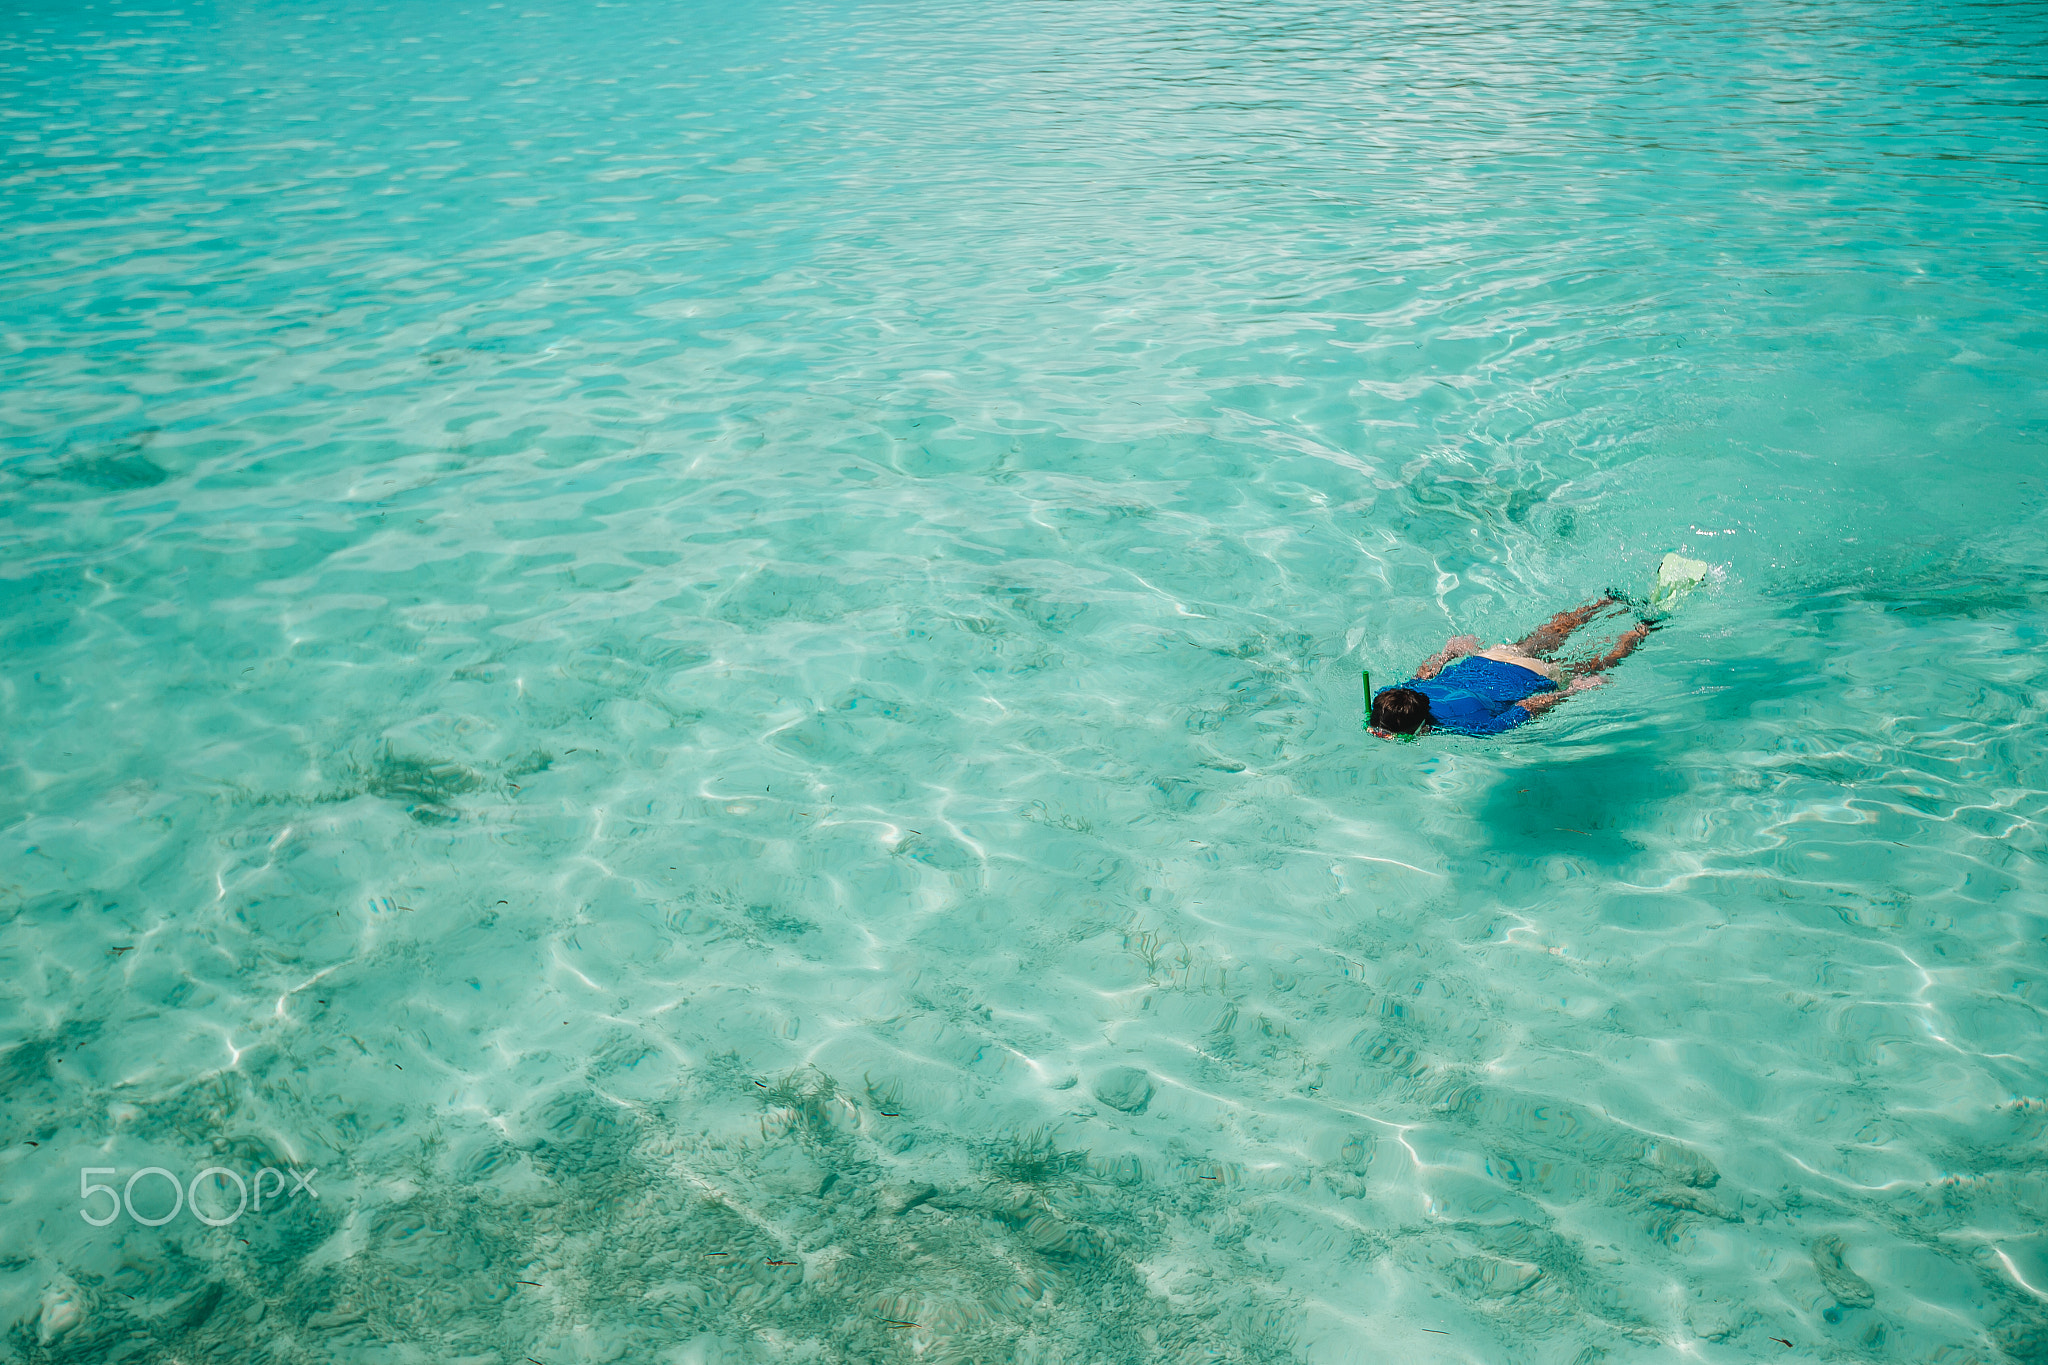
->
3, 0, 2047, 1361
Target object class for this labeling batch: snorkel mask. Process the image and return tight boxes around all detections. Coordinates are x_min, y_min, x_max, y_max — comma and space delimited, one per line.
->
1364, 667, 1423, 742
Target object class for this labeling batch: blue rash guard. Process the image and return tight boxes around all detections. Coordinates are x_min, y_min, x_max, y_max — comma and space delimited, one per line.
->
1381, 656, 1557, 736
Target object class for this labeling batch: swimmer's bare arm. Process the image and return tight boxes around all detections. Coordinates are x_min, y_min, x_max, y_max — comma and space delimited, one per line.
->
1515, 674, 1606, 717
1413, 635, 1482, 681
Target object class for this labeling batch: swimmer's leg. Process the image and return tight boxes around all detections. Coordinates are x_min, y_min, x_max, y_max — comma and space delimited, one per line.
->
1569, 619, 1654, 676
1514, 596, 1620, 657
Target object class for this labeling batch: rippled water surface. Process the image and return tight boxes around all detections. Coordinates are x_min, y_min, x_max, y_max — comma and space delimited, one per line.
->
4, 0, 2048, 1360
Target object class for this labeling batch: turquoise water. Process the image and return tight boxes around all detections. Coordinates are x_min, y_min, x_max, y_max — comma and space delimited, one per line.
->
3, 0, 2048, 1359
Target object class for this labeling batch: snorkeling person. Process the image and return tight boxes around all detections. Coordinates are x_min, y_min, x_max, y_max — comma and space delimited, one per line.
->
1368, 597, 1653, 737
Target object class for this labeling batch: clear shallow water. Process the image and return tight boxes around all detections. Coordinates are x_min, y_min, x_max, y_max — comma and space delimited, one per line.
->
2, 0, 2047, 1359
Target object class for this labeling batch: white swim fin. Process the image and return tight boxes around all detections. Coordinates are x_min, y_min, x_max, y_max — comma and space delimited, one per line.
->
1648, 552, 1711, 611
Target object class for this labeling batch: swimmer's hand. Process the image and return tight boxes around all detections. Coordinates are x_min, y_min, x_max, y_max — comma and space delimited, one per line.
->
1515, 673, 1603, 718
1415, 635, 1483, 680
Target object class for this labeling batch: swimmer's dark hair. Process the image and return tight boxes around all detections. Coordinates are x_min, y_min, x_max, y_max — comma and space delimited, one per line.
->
1370, 687, 1430, 735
